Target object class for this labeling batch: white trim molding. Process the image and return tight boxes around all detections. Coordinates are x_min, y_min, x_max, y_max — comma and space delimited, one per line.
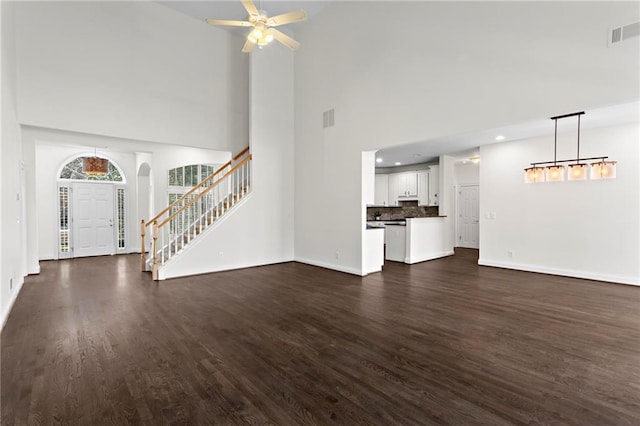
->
478, 258, 640, 286
294, 257, 364, 276
405, 250, 455, 264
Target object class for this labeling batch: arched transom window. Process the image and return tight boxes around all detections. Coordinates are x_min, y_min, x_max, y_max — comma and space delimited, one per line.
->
59, 157, 124, 182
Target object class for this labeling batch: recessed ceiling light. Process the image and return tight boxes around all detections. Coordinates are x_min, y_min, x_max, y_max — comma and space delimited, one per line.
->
376, 158, 383, 163
394, 162, 401, 166
496, 135, 505, 141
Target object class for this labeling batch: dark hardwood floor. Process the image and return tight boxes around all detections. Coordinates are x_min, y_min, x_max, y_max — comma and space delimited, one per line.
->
2, 249, 639, 425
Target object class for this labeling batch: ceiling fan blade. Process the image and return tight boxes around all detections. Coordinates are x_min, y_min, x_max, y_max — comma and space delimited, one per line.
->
206, 19, 252, 27
270, 28, 301, 50
267, 10, 307, 27
242, 38, 256, 53
241, 0, 260, 17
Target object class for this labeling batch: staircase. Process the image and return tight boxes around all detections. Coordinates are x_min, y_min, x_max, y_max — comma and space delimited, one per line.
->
141, 147, 252, 280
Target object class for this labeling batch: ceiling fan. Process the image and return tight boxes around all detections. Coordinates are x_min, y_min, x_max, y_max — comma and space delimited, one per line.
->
206, 0, 307, 53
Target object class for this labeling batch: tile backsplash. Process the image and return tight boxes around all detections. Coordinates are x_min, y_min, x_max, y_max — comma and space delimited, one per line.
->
367, 201, 439, 220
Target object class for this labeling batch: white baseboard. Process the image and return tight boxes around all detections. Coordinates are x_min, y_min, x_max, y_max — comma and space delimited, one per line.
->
478, 258, 640, 286
294, 257, 364, 276
405, 250, 455, 264
159, 256, 295, 280
1, 276, 25, 330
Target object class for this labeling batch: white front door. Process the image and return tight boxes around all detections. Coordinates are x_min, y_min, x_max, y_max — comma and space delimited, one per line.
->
72, 182, 115, 257
457, 185, 480, 249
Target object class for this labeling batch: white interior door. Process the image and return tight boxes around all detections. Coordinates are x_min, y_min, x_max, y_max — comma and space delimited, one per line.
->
72, 182, 115, 257
457, 185, 480, 249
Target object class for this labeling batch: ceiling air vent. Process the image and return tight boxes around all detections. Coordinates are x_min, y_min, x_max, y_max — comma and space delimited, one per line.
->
609, 21, 640, 46
323, 108, 335, 128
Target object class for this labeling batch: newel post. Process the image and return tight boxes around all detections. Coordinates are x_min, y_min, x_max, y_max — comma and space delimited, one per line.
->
140, 220, 147, 271
152, 220, 159, 281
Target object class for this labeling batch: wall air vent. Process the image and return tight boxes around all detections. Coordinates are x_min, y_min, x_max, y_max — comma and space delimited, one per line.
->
323, 108, 335, 128
608, 21, 640, 46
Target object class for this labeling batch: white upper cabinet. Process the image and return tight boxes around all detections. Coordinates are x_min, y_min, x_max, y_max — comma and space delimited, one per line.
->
380, 168, 437, 206
397, 172, 418, 198
388, 173, 401, 206
374, 174, 389, 206
428, 165, 439, 206
417, 171, 429, 206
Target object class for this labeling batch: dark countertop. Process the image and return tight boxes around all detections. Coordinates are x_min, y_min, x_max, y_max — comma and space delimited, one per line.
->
405, 216, 447, 219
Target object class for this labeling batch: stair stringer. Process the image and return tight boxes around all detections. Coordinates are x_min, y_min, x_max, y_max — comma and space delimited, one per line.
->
157, 191, 292, 280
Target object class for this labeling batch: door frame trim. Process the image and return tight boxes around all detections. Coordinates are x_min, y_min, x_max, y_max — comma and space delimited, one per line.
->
57, 180, 127, 259
455, 184, 480, 249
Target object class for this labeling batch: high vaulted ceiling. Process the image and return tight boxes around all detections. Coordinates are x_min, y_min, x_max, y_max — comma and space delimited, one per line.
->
159, 0, 328, 34
158, 1, 639, 168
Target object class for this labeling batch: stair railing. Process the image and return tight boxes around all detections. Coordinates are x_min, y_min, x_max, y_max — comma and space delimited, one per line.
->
140, 146, 250, 272
150, 153, 252, 279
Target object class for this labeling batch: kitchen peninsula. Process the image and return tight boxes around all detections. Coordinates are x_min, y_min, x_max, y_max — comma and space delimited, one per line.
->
383, 217, 453, 264
366, 201, 453, 265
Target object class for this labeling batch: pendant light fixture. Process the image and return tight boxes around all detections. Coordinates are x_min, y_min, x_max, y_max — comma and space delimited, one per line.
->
590, 160, 617, 179
545, 115, 564, 182
524, 111, 616, 183
566, 113, 587, 181
83, 148, 109, 175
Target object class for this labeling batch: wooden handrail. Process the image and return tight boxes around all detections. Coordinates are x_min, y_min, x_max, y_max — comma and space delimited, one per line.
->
146, 159, 230, 226
233, 146, 250, 161
145, 145, 249, 227
158, 154, 252, 229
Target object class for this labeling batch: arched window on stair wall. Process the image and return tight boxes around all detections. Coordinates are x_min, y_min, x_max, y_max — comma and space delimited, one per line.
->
166, 164, 219, 235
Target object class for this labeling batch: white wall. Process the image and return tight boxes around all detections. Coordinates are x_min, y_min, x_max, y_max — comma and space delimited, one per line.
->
136, 152, 154, 230
361, 151, 376, 272
1, 1, 27, 326
160, 44, 295, 279
455, 163, 480, 186
293, 1, 639, 276
24, 126, 230, 261
439, 155, 456, 253
14, 1, 249, 153
479, 123, 640, 285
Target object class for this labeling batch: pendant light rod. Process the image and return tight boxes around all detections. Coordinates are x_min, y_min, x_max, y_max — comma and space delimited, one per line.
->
553, 118, 558, 165
530, 156, 608, 166
549, 111, 585, 120
576, 114, 581, 165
